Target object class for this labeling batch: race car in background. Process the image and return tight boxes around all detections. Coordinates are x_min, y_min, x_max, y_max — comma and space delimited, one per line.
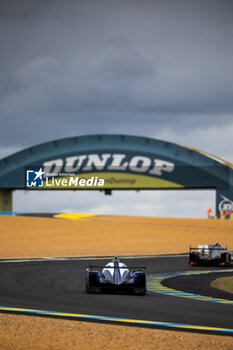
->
86, 257, 146, 295
189, 243, 232, 267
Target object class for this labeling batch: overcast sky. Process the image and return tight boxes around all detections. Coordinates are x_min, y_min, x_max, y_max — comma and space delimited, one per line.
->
1, 0, 233, 217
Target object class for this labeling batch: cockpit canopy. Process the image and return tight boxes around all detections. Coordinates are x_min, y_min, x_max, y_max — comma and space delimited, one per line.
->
105, 262, 127, 268
102, 260, 130, 284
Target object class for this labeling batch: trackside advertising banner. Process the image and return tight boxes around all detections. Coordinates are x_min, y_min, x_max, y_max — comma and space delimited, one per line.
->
25, 152, 181, 189
24, 151, 229, 190
0, 134, 232, 214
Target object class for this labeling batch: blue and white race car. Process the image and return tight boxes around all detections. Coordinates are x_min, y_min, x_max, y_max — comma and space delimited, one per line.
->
86, 257, 146, 295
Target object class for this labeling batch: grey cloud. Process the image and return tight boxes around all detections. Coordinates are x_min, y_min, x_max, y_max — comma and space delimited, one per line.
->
0, 0, 233, 152
155, 121, 233, 163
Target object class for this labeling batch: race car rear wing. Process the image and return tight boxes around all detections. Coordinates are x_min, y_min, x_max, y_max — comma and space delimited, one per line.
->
189, 245, 227, 252
88, 265, 146, 271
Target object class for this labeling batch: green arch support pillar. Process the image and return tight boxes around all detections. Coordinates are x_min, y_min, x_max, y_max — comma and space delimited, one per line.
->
0, 189, 12, 212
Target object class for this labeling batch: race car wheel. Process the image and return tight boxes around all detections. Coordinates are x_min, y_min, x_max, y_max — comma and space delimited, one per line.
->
133, 287, 146, 296
86, 278, 101, 293
86, 272, 101, 293
136, 273, 146, 287
87, 286, 101, 294
221, 253, 231, 267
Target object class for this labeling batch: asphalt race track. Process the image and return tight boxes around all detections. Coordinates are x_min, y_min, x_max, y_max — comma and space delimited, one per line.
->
163, 271, 233, 300
0, 256, 233, 334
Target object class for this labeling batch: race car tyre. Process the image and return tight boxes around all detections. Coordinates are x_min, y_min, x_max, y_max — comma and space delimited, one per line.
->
86, 278, 101, 293
133, 287, 146, 296
136, 273, 146, 287
226, 253, 231, 267
86, 286, 101, 294
86, 272, 101, 293
221, 253, 231, 267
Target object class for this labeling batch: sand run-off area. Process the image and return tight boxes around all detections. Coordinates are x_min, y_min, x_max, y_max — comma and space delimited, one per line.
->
0, 313, 233, 350
0, 214, 232, 259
